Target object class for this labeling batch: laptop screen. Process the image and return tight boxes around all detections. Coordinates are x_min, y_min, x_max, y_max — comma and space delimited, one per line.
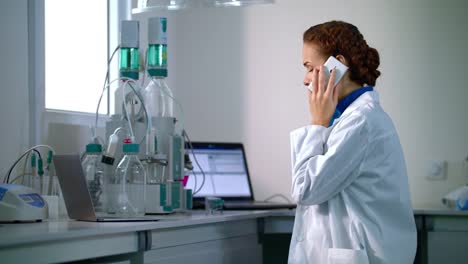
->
185, 142, 254, 200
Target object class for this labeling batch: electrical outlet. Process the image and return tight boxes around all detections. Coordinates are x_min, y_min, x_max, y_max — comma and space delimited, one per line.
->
426, 160, 447, 180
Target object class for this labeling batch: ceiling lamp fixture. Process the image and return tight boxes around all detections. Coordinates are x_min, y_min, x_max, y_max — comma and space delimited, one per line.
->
133, 0, 274, 14
134, 0, 187, 13
213, 0, 274, 7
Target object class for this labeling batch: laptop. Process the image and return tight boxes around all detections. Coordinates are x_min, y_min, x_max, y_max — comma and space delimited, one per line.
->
54, 154, 159, 222
185, 142, 296, 210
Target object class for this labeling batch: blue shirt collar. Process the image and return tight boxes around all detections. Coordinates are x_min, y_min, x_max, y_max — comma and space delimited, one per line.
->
329, 86, 374, 126
336, 86, 374, 114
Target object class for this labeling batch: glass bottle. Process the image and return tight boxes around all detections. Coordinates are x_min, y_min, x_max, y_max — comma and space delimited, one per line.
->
81, 144, 105, 212
142, 77, 174, 186
109, 143, 146, 216
144, 17, 173, 118
143, 78, 173, 118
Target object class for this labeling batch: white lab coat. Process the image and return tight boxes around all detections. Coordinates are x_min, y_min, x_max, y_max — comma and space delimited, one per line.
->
288, 91, 416, 264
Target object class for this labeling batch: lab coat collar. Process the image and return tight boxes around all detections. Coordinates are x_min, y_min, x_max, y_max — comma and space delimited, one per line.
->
336, 86, 374, 115
329, 87, 374, 126
333, 90, 380, 124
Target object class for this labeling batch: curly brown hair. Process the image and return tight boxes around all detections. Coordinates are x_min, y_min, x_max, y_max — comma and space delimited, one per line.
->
303, 21, 381, 86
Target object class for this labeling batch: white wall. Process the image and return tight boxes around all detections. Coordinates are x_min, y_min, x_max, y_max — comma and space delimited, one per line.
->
172, 0, 468, 206
0, 0, 30, 182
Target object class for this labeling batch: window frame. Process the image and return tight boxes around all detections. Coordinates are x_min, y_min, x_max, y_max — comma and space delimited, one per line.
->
28, 0, 131, 144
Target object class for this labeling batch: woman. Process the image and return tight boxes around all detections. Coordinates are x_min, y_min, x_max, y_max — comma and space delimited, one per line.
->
289, 21, 416, 263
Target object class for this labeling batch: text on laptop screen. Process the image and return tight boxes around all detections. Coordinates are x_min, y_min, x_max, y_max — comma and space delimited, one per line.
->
186, 147, 252, 198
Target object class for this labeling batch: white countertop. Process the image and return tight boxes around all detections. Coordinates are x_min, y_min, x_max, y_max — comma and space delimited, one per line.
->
0, 210, 275, 248
412, 204, 468, 216
1, 206, 467, 249
265, 206, 468, 217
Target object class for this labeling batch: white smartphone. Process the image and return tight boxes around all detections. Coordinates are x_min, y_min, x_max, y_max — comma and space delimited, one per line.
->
307, 56, 348, 91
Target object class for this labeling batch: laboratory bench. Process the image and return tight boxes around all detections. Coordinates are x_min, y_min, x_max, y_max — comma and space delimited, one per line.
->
0, 210, 279, 264
412, 205, 468, 264
1, 208, 468, 264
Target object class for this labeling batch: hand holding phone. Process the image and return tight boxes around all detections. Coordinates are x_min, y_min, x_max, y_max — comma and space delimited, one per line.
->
307, 56, 348, 91
306, 56, 348, 127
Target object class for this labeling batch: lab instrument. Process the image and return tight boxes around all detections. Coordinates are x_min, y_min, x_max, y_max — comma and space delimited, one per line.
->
442, 185, 468, 210
141, 17, 185, 214
119, 20, 140, 80
90, 18, 194, 217
0, 184, 48, 222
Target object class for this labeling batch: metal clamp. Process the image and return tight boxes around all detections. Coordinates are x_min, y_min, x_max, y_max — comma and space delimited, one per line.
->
143, 154, 168, 166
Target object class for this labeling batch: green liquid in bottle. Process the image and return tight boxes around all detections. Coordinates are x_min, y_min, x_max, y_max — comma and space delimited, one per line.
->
147, 44, 167, 77
119, 48, 139, 80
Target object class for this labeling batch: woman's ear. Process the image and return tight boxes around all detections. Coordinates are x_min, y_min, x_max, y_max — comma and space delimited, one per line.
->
336, 55, 348, 67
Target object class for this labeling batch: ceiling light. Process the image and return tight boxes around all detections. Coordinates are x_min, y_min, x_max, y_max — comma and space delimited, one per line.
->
133, 0, 274, 14
213, 0, 274, 7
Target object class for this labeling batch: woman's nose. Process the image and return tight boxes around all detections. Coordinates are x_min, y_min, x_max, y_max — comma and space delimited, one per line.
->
303, 76, 311, 87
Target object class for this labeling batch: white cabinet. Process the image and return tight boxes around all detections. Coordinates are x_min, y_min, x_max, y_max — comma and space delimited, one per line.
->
427, 231, 468, 264
424, 216, 468, 264
144, 219, 262, 264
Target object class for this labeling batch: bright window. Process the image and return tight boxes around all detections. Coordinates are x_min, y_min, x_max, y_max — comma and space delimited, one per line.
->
45, 0, 108, 114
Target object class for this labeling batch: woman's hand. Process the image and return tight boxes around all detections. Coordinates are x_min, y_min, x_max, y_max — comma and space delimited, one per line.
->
309, 66, 340, 127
